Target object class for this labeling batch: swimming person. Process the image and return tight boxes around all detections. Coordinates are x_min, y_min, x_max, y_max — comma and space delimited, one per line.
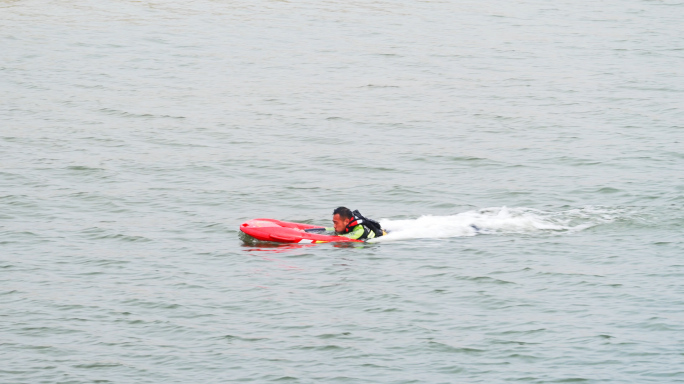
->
329, 207, 385, 240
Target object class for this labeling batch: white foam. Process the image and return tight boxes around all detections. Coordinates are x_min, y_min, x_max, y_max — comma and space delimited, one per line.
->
370, 206, 621, 242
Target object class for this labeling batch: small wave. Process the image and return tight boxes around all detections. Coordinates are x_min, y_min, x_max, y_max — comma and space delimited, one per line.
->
372, 206, 622, 242
98, 108, 185, 119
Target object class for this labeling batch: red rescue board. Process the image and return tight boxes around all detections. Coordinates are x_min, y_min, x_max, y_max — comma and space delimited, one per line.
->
239, 219, 363, 243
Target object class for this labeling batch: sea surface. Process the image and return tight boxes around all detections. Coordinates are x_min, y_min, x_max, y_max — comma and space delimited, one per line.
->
2, 0, 683, 383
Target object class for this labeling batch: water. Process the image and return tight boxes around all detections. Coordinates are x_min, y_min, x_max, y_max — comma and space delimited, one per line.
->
2, 0, 683, 382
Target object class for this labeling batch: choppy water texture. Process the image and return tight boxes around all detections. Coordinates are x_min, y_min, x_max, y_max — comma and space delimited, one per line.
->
2, 0, 684, 382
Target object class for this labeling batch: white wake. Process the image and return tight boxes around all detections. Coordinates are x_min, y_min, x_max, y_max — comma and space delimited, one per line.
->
371, 206, 621, 242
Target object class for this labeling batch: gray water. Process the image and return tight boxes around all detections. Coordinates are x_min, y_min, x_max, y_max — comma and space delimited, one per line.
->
2, 0, 684, 383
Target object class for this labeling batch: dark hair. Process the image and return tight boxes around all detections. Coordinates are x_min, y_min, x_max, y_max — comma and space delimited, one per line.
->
333, 206, 353, 219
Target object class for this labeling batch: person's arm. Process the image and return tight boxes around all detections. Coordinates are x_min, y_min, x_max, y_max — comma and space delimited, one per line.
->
318, 226, 365, 239
337, 225, 365, 239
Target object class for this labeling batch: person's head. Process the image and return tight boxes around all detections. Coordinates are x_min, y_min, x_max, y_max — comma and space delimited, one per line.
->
332, 206, 353, 233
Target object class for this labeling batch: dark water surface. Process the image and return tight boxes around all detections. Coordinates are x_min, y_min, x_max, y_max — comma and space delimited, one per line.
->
2, 0, 683, 382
